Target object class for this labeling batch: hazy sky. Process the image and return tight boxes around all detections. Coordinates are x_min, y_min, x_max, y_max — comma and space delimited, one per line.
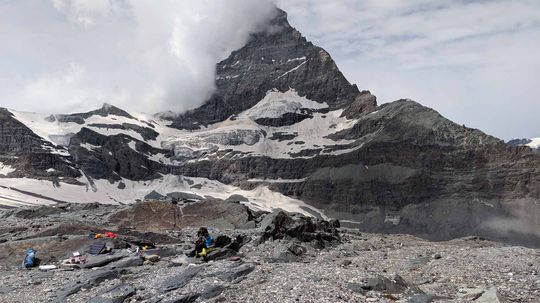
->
0, 0, 539, 140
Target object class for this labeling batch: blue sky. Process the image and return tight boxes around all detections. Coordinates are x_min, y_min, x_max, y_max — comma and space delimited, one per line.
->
0, 0, 539, 140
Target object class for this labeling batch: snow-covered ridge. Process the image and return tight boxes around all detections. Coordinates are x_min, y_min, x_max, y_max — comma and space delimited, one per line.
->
1, 89, 361, 213
164, 89, 358, 159
8, 89, 359, 161
10, 108, 188, 149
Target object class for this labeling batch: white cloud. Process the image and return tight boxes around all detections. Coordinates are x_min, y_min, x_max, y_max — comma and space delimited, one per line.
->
0, 0, 276, 114
278, 0, 540, 140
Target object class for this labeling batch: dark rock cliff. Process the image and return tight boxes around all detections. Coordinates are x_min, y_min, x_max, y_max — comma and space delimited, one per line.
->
171, 9, 376, 130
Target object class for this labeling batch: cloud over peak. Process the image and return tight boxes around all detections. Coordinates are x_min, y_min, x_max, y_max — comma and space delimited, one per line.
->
0, 0, 277, 114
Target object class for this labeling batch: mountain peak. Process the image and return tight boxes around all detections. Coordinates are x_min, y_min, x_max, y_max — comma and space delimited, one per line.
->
171, 7, 375, 130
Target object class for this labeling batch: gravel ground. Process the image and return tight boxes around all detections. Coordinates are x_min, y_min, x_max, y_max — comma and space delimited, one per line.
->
0, 230, 538, 303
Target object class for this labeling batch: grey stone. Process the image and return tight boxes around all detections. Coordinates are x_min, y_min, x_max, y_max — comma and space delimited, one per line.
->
238, 221, 257, 230
88, 284, 136, 303
83, 252, 127, 269
0, 287, 14, 294
108, 256, 144, 269
200, 284, 224, 300
406, 294, 433, 303
475, 287, 501, 303
346, 283, 367, 295
408, 256, 431, 270
161, 294, 200, 303
364, 274, 423, 295
217, 263, 255, 282
206, 248, 236, 261
160, 266, 202, 293
52, 269, 120, 302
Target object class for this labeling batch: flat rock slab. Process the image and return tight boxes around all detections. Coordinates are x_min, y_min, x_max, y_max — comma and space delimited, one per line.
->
83, 252, 128, 268
161, 293, 200, 303
365, 274, 423, 295
407, 256, 431, 270
217, 263, 255, 283
206, 248, 236, 261
108, 256, 144, 269
475, 287, 501, 303
160, 266, 202, 293
52, 269, 120, 302
200, 284, 224, 300
406, 293, 433, 303
0, 287, 14, 295
88, 283, 136, 303
142, 247, 178, 258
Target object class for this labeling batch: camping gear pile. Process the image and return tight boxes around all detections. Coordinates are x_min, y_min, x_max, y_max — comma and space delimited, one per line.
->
21, 231, 159, 271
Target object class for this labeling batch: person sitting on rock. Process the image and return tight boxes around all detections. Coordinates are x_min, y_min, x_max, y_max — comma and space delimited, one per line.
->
191, 227, 215, 259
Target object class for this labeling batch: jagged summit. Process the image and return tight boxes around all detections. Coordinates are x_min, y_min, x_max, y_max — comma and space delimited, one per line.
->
171, 7, 376, 130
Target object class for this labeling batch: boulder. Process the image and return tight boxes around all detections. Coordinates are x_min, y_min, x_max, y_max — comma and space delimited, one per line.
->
215, 235, 232, 248
258, 210, 340, 246
269, 242, 307, 263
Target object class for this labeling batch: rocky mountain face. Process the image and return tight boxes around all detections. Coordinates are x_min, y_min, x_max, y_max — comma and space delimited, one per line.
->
0, 8, 539, 246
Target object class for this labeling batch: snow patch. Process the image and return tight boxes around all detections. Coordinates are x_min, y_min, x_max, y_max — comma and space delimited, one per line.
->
0, 176, 325, 217
246, 89, 327, 120
163, 89, 358, 159
526, 138, 540, 149
248, 178, 308, 183
287, 56, 306, 62
0, 163, 16, 176
275, 59, 308, 80
128, 141, 137, 151
80, 143, 100, 151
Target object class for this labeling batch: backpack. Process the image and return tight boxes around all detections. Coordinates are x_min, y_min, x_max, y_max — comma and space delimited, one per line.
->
23, 248, 36, 268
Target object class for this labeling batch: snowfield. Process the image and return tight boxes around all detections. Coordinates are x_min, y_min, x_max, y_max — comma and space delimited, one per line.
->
1, 89, 361, 215
163, 89, 359, 159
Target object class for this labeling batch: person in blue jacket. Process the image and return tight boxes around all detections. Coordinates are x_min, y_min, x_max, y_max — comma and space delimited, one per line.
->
194, 227, 215, 259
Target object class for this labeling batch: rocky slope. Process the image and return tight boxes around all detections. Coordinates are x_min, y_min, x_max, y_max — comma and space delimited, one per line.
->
0, 8, 539, 247
0, 202, 538, 303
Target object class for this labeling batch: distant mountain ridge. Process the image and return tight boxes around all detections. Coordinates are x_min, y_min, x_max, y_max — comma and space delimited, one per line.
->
0, 8, 539, 246
508, 137, 540, 153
